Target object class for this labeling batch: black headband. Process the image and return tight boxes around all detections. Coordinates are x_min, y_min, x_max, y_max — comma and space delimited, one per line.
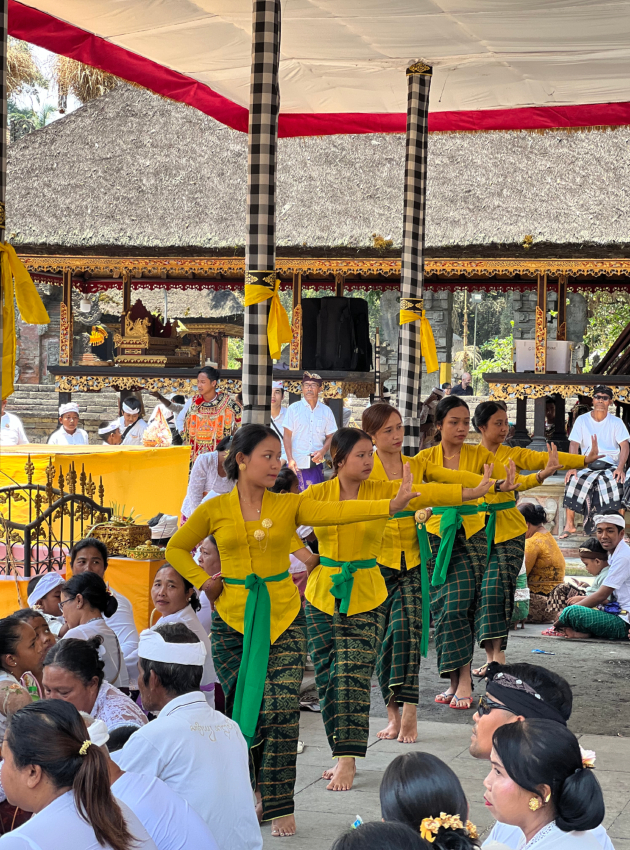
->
486, 675, 567, 726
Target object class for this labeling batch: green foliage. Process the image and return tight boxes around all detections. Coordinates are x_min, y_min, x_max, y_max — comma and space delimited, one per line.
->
583, 291, 630, 371
472, 330, 514, 393
227, 336, 244, 369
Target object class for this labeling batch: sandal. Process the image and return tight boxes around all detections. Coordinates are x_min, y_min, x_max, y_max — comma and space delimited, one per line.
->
541, 627, 565, 637
435, 691, 455, 705
449, 695, 473, 710
472, 663, 489, 678
559, 530, 578, 539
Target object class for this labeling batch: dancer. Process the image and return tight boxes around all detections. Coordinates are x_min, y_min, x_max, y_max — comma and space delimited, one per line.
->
418, 396, 560, 708
302, 427, 496, 791
165, 424, 417, 838
362, 403, 520, 743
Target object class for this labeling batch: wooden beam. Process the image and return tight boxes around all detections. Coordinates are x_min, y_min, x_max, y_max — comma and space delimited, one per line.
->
334, 273, 344, 297
122, 271, 132, 315
60, 269, 73, 366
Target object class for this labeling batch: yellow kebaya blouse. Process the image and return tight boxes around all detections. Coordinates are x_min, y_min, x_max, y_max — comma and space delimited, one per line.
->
418, 443, 538, 544
524, 530, 566, 595
370, 452, 487, 571
303, 477, 463, 616
165, 485, 392, 643
493, 444, 585, 474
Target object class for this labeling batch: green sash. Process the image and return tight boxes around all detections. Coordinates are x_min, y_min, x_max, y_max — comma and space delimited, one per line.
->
479, 501, 517, 563
223, 569, 290, 747
391, 511, 432, 657
320, 556, 377, 614
430, 505, 482, 587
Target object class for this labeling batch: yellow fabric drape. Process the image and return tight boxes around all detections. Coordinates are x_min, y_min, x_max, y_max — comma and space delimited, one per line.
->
244, 276, 291, 360
1, 244, 50, 399
399, 308, 438, 373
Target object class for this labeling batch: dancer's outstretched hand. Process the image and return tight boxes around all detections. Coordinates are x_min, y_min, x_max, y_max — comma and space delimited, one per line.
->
389, 462, 415, 515
463, 463, 494, 501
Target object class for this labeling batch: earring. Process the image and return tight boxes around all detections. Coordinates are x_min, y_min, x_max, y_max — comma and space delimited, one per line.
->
544, 794, 551, 804
239, 462, 247, 471
529, 798, 541, 812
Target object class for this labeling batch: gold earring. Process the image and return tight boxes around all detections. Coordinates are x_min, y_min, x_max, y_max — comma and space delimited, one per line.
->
239, 462, 247, 471
529, 798, 541, 812
544, 794, 551, 804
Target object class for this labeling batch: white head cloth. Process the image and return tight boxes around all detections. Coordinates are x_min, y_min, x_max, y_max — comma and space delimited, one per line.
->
151, 514, 179, 540
139, 628, 206, 666
80, 713, 110, 747
59, 402, 79, 417
98, 419, 120, 436
272, 381, 284, 390
594, 514, 625, 529
27, 572, 65, 607
122, 399, 140, 414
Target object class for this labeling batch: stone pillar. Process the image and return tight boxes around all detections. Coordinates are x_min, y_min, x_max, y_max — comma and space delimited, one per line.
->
423, 289, 452, 393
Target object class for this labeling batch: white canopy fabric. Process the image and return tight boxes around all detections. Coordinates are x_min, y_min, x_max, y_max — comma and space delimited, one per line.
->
10, 0, 630, 134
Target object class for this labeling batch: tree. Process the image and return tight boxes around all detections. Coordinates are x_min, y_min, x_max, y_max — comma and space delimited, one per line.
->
582, 290, 630, 371
472, 326, 514, 393
7, 38, 47, 98
52, 56, 118, 111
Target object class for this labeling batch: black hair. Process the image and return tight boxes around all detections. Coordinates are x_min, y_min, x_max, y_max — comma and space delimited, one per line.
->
139, 622, 203, 696
154, 563, 201, 612
11, 608, 47, 627
107, 725, 139, 753
172, 395, 185, 405
197, 366, 220, 383
472, 400, 508, 433
331, 822, 426, 850
380, 752, 477, 850
579, 537, 608, 559
7, 701, 134, 850
223, 424, 280, 481
330, 427, 373, 475
493, 719, 605, 833
70, 537, 109, 570
434, 396, 469, 442
269, 466, 299, 494
216, 435, 232, 453
518, 502, 548, 526
61, 572, 118, 619
0, 617, 31, 672
485, 662, 572, 721
43, 636, 105, 688
441, 383, 452, 390
98, 420, 111, 431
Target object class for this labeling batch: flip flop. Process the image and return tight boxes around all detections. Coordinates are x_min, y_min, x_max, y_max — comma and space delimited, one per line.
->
472, 663, 489, 678
449, 695, 473, 710
558, 531, 578, 539
435, 691, 455, 705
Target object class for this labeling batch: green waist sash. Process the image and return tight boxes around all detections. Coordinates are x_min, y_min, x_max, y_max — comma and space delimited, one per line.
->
479, 500, 517, 563
430, 505, 482, 587
320, 556, 377, 615
391, 511, 432, 657
223, 569, 290, 747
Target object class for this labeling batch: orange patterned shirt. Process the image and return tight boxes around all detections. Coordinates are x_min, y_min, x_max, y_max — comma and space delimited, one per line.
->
183, 392, 242, 463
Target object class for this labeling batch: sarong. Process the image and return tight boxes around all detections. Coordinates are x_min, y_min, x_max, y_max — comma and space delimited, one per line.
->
511, 562, 530, 624
305, 601, 379, 759
526, 592, 554, 624
478, 535, 525, 650
211, 610, 306, 821
564, 466, 623, 535
546, 581, 587, 618
428, 527, 487, 678
296, 463, 325, 491
557, 606, 630, 640
376, 555, 422, 706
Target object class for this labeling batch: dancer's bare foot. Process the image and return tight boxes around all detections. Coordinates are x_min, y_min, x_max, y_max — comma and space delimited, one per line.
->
377, 700, 401, 739
255, 789, 263, 824
326, 757, 356, 791
322, 767, 335, 780
563, 627, 590, 640
398, 703, 418, 744
271, 815, 296, 837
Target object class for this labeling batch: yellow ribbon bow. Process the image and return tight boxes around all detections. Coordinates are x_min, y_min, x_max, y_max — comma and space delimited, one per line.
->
399, 296, 438, 374
1, 244, 50, 400
244, 272, 292, 360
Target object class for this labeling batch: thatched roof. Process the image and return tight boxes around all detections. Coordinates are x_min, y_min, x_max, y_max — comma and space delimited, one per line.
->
96, 287, 243, 320
7, 85, 630, 257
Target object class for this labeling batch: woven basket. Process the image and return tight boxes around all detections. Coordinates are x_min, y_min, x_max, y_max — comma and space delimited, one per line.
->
90, 524, 152, 556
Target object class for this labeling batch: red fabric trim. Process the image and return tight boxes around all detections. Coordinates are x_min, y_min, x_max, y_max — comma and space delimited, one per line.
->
10, 0, 630, 136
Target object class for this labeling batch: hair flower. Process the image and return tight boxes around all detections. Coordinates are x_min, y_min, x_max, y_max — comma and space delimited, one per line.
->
420, 818, 441, 842
580, 747, 596, 769
466, 820, 478, 839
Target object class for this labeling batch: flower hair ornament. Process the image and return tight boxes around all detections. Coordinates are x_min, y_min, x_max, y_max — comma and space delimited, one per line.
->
420, 813, 477, 842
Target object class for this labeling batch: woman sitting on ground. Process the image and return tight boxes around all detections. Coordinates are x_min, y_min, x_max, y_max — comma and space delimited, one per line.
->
380, 751, 479, 848
11, 610, 56, 690
0, 617, 46, 734
484, 718, 604, 848
26, 573, 65, 636
544, 539, 610, 630
0, 700, 157, 850
42, 637, 146, 731
59, 573, 129, 691
150, 564, 217, 706
519, 503, 566, 623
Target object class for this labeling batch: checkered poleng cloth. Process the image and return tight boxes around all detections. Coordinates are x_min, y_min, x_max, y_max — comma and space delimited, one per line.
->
563, 466, 624, 512
242, 0, 280, 425
398, 65, 432, 455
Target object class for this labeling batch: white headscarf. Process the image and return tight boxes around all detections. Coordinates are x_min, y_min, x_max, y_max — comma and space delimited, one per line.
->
59, 402, 80, 417
594, 514, 625, 529
27, 572, 65, 608
139, 628, 206, 666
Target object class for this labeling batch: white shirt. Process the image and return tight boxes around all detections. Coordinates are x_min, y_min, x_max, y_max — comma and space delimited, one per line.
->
181, 451, 235, 518
283, 398, 337, 469
48, 427, 89, 446
149, 401, 183, 426
113, 771, 219, 850
0, 412, 28, 446
604, 538, 630, 623
0, 790, 158, 850
569, 412, 630, 466
484, 821, 613, 850
152, 605, 216, 706
119, 416, 149, 446
108, 590, 140, 686
270, 407, 287, 460
63, 618, 129, 689
91, 681, 147, 731
175, 399, 192, 434
112, 692, 261, 850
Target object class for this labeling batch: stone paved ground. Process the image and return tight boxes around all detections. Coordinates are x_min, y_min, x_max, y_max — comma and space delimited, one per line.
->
262, 626, 630, 850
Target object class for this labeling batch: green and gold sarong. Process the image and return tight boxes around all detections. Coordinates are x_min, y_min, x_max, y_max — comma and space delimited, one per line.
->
558, 605, 630, 640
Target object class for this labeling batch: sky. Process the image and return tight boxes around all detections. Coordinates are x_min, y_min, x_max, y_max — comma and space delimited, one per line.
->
12, 43, 80, 121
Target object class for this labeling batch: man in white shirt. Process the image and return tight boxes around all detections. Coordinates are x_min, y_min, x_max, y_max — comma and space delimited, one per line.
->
0, 399, 28, 446
119, 396, 149, 446
48, 402, 89, 445
112, 625, 261, 850
469, 662, 614, 850
99, 419, 122, 445
556, 512, 630, 641
283, 371, 337, 490
270, 381, 287, 461
563, 385, 629, 536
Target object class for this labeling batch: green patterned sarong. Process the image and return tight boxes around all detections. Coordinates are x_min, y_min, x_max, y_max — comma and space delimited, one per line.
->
477, 535, 525, 650
558, 606, 630, 640
211, 610, 306, 821
305, 601, 379, 759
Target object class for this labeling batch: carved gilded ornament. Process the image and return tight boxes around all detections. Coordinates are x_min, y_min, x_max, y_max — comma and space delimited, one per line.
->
488, 383, 630, 403
535, 307, 547, 373
290, 304, 302, 370
59, 303, 71, 366
406, 62, 432, 76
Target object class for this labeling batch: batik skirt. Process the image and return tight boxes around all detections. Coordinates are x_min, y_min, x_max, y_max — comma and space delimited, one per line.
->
557, 606, 630, 640
479, 534, 526, 650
